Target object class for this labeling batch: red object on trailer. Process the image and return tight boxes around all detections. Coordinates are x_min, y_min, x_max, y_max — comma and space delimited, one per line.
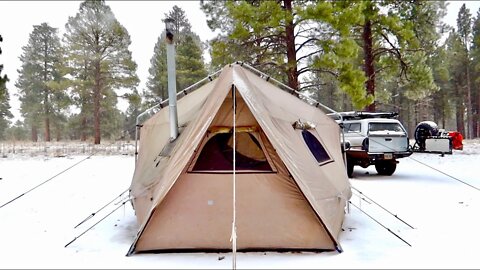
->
448, 131, 463, 150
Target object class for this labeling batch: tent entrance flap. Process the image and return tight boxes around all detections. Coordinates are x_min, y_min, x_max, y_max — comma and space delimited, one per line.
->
189, 129, 275, 173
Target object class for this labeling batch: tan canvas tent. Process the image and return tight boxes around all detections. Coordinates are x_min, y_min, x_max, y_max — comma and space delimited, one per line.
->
127, 63, 351, 255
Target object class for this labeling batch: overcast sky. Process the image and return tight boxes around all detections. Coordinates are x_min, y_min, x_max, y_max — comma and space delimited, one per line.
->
0, 1, 217, 121
1, 1, 480, 122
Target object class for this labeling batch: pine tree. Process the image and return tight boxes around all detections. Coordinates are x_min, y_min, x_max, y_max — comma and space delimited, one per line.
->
0, 34, 13, 140
15, 23, 68, 142
5, 120, 29, 141
457, 4, 474, 139
64, 0, 139, 144
123, 89, 142, 140
202, 0, 370, 108
471, 7, 480, 138
430, 45, 453, 130
353, 0, 438, 112
389, 1, 447, 134
144, 5, 207, 108
445, 30, 467, 137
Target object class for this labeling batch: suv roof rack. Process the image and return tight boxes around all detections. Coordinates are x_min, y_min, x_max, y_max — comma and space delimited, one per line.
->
328, 111, 399, 120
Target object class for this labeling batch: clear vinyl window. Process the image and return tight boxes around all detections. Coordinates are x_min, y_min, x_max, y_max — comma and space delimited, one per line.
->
301, 130, 333, 165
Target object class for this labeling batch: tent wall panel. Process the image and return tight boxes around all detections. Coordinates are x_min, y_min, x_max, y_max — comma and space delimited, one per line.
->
135, 173, 333, 251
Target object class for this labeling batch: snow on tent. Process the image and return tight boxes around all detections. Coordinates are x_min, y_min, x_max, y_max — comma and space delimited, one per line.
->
127, 63, 351, 255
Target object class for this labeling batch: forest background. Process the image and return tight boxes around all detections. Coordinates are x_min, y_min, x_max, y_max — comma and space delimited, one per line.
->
1, 0, 479, 144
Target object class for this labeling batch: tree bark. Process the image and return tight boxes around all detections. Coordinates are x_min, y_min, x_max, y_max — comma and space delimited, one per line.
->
81, 56, 88, 142
93, 60, 101, 145
43, 41, 50, 142
45, 116, 50, 142
477, 85, 480, 137
56, 125, 61, 142
466, 61, 472, 139
44, 87, 50, 142
31, 124, 38, 142
442, 104, 446, 130
456, 84, 466, 137
284, 0, 299, 90
81, 113, 87, 141
363, 19, 375, 112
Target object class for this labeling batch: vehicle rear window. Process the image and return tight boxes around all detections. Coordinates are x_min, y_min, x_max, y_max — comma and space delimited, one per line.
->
343, 123, 361, 133
369, 123, 404, 132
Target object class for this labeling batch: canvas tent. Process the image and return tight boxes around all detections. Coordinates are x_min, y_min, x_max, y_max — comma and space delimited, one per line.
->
127, 63, 351, 255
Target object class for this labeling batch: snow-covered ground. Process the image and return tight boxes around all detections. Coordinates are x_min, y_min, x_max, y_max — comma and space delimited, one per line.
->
0, 140, 479, 269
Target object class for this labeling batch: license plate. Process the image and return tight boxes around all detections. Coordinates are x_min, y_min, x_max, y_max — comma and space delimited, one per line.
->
384, 153, 393, 160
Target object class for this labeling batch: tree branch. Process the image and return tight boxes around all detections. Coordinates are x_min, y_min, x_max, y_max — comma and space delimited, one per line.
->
308, 68, 339, 78
299, 81, 328, 89
297, 49, 323, 63
295, 37, 320, 53
380, 32, 408, 77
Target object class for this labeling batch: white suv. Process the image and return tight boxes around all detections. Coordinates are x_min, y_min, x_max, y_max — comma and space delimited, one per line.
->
330, 112, 412, 177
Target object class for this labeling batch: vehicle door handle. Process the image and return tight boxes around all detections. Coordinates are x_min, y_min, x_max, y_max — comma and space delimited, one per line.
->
385, 138, 392, 141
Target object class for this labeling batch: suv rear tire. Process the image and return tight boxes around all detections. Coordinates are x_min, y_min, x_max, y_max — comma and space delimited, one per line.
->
375, 161, 396, 175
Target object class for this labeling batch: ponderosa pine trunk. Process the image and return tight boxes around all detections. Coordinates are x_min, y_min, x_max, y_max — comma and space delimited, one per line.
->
363, 19, 375, 112
81, 111, 87, 141
284, 0, 299, 90
456, 83, 466, 137
31, 125, 38, 142
466, 62, 472, 139
93, 60, 101, 145
477, 87, 480, 137
43, 42, 51, 142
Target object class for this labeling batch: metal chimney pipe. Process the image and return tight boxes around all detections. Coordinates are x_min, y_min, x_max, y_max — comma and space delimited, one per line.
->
165, 18, 178, 140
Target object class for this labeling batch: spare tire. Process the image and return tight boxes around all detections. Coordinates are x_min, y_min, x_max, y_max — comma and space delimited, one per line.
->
414, 121, 439, 150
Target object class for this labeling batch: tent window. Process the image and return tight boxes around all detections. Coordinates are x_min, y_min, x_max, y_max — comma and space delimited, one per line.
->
191, 132, 274, 172
301, 130, 332, 165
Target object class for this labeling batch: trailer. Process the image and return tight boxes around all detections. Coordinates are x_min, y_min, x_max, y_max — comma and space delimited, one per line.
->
411, 121, 463, 155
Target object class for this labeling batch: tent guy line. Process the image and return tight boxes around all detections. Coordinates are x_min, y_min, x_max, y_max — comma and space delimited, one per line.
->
345, 128, 479, 192
351, 186, 415, 229
65, 199, 130, 248
74, 188, 130, 229
237, 61, 476, 193
0, 124, 139, 210
406, 155, 480, 192
348, 201, 412, 247
0, 155, 93, 209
